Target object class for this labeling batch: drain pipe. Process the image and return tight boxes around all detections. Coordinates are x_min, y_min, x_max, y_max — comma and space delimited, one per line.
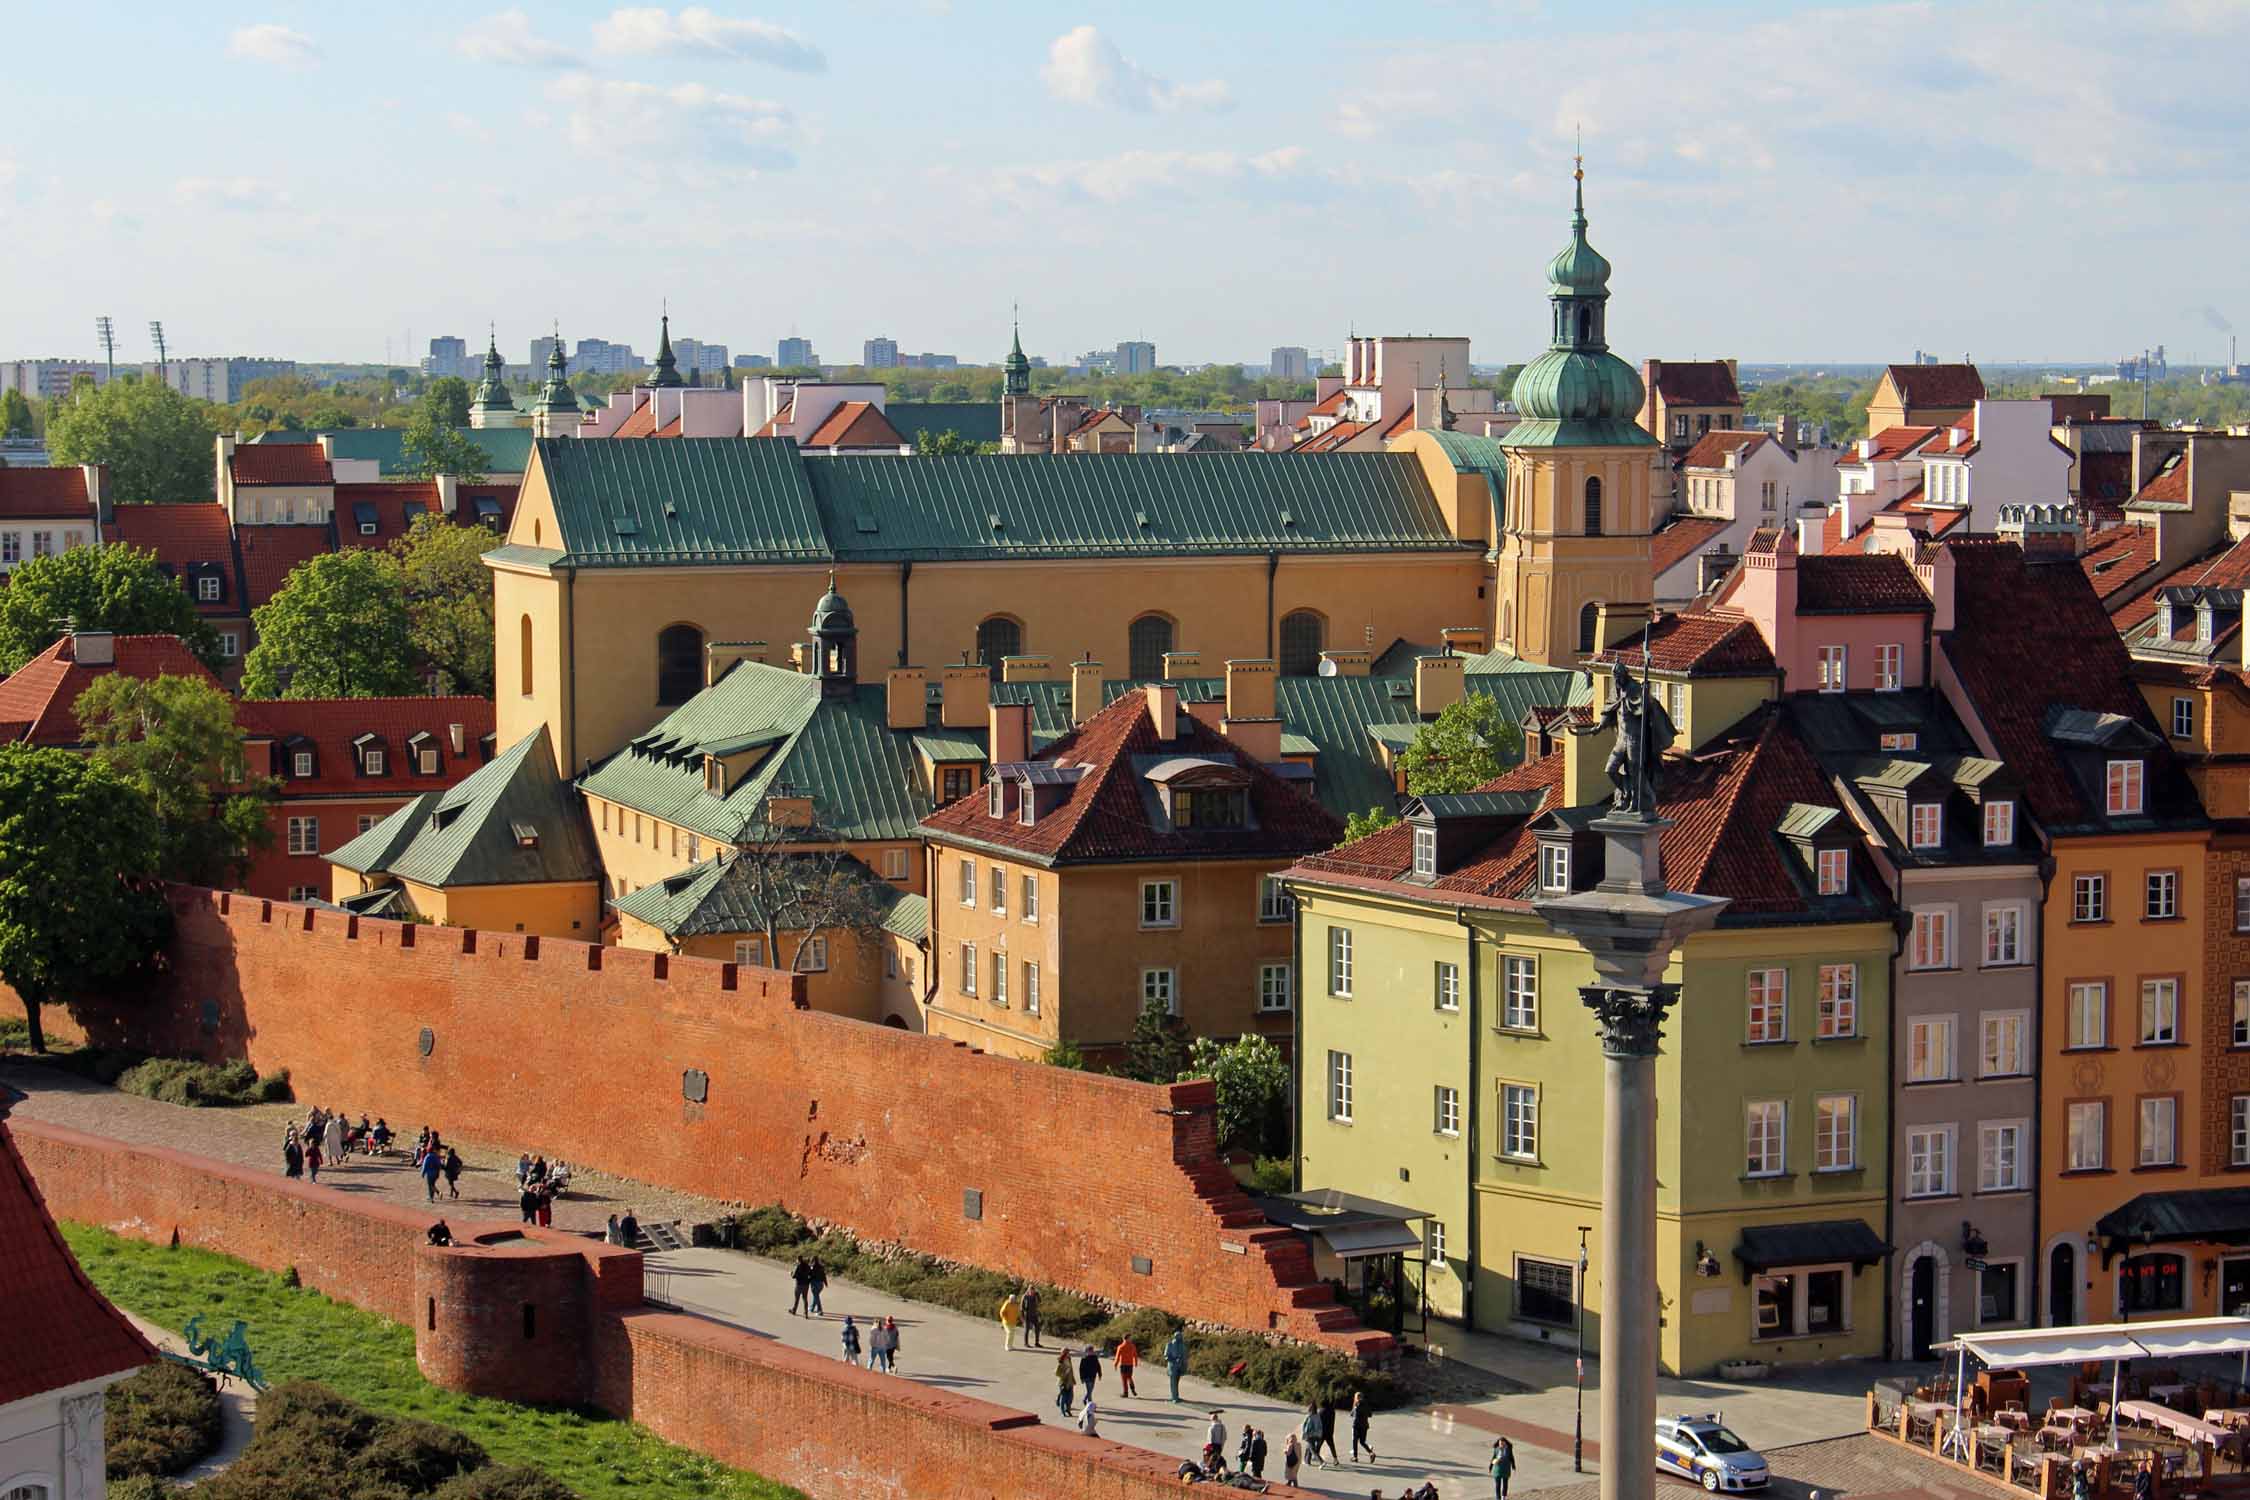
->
898, 560, 913, 667
1457, 907, 1481, 1328
1265, 550, 1280, 660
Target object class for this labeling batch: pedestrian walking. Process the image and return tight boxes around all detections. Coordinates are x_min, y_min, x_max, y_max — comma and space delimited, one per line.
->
1055, 1351, 1076, 1417
869, 1316, 897, 1373
443, 1146, 462, 1199
1350, 1390, 1375, 1463
998, 1292, 1022, 1350
1077, 1344, 1101, 1400
1164, 1327, 1189, 1402
1300, 1402, 1325, 1469
1076, 1396, 1098, 1438
807, 1257, 827, 1316
516, 1152, 532, 1187
282, 1127, 303, 1179
1114, 1333, 1139, 1397
880, 1316, 901, 1372
1283, 1432, 1302, 1485
618, 1209, 639, 1247
1203, 1412, 1230, 1477
324, 1112, 345, 1167
306, 1135, 323, 1183
605, 1214, 622, 1246
839, 1315, 862, 1367
518, 1184, 539, 1224
1250, 1427, 1268, 1479
1236, 1425, 1254, 1476
1316, 1396, 1341, 1465
1490, 1437, 1516, 1498
790, 1258, 811, 1315
420, 1144, 443, 1202
1020, 1286, 1043, 1348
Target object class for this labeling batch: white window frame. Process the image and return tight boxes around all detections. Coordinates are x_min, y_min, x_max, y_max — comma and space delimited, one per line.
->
1022, 960, 1041, 1016
734, 937, 765, 967
2106, 759, 2144, 816
1880, 731, 1918, 751
363, 748, 386, 776
1257, 962, 1292, 1012
1908, 1014, 1957, 1084
1981, 1011, 2029, 1078
1140, 878, 1178, 929
1818, 643, 1847, 692
197, 574, 222, 601
285, 815, 319, 855
1435, 1084, 1461, 1137
287, 884, 320, 903
356, 813, 379, 834
1814, 1094, 1856, 1172
1328, 926, 1354, 997
1980, 1119, 2027, 1193
1983, 800, 2015, 847
2235, 979, 2250, 1047
2066, 1100, 2106, 1171
2067, 981, 2109, 1049
989, 950, 1007, 1005
2140, 978, 2179, 1044
960, 941, 978, 996
1257, 875, 1291, 923
1501, 1082, 1539, 1161
958, 857, 976, 908
2172, 696, 2195, 740
987, 781, 1004, 819
990, 864, 1007, 914
1745, 967, 1787, 1043
1022, 872, 1039, 922
1745, 1099, 1786, 1178
1906, 1123, 1956, 1198
292, 750, 314, 778
1412, 823, 1437, 879
1910, 802, 1942, 849
799, 935, 829, 973
2073, 872, 2107, 922
2233, 1096, 2250, 1168
883, 847, 909, 880
1502, 954, 1538, 1031
1142, 967, 1178, 1016
1434, 960, 1461, 1012
1539, 842, 1570, 893
1327, 1051, 1354, 1123
2139, 1096, 2178, 1167
1816, 845, 1849, 895
1817, 963, 1857, 1038
1875, 642, 1903, 692
219, 630, 239, 658
1982, 902, 2024, 967
2147, 870, 2178, 920
1911, 906, 1955, 970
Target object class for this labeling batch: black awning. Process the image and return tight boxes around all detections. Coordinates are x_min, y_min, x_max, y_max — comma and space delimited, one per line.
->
1734, 1219, 1890, 1283
2096, 1188, 2250, 1253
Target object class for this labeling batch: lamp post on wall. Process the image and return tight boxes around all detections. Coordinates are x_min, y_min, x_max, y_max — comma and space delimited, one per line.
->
1575, 1224, 1592, 1473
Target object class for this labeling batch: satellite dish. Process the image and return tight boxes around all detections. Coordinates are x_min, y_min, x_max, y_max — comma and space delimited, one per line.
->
1317, 658, 1338, 678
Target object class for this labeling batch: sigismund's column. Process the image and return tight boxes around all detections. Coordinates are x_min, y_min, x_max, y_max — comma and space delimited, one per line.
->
1535, 808, 1726, 1500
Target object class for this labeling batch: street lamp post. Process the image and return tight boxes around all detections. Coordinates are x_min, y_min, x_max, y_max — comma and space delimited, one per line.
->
1575, 1224, 1592, 1472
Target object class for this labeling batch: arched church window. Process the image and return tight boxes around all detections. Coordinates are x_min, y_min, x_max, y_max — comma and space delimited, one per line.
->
1129, 614, 1175, 681
656, 624, 704, 706
1579, 601, 1602, 656
976, 617, 1023, 681
1279, 611, 1326, 676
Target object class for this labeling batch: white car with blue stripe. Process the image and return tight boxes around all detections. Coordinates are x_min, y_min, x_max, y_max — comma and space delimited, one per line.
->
1655, 1413, 1769, 1492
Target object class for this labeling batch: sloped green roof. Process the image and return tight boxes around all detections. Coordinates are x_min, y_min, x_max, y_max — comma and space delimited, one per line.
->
291, 425, 536, 477
886, 402, 1002, 446
327, 726, 600, 887
612, 850, 917, 939
536, 437, 831, 567
1421, 430, 1509, 535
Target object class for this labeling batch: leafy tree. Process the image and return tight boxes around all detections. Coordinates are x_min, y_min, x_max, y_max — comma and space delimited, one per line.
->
1123, 995, 1191, 1084
1341, 805, 1399, 843
1742, 375, 1879, 443
1180, 1032, 1290, 1157
422, 376, 472, 429
1399, 693, 1523, 797
0, 746, 170, 1051
1041, 1039, 1089, 1070
75, 673, 278, 887
0, 544, 221, 674
0, 388, 34, 438
916, 429, 998, 456
241, 550, 421, 699
723, 813, 902, 977
399, 404, 492, 482
391, 514, 500, 695
44, 375, 219, 503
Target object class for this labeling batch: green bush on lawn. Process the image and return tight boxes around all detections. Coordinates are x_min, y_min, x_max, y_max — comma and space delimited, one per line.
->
106, 1359, 224, 1478
31, 1045, 291, 1106
719, 1206, 1400, 1411
59, 1225, 803, 1500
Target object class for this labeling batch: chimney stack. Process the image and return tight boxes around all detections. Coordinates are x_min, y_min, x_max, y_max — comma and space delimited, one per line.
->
70, 628, 115, 666
988, 701, 1030, 768
1161, 649, 1202, 680
1414, 652, 1465, 718
1223, 658, 1277, 721
939, 663, 988, 729
1147, 683, 1179, 742
886, 666, 928, 730
705, 640, 764, 687
1070, 658, 1104, 725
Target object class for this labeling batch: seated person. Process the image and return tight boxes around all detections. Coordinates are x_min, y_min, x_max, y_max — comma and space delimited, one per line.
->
427, 1220, 453, 1247
372, 1118, 392, 1149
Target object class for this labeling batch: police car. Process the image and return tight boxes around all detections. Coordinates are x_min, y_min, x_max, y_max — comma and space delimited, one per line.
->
1654, 1413, 1769, 1492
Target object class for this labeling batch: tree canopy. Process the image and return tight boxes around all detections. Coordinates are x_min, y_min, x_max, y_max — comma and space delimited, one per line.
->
1340, 805, 1399, 843
915, 429, 998, 456
241, 549, 422, 699
0, 544, 222, 674
399, 404, 492, 481
1123, 995, 1191, 1083
391, 514, 500, 696
44, 375, 220, 504
422, 377, 472, 429
0, 388, 34, 438
1179, 1032, 1290, 1157
0, 746, 170, 1051
1398, 693, 1524, 797
75, 672, 277, 887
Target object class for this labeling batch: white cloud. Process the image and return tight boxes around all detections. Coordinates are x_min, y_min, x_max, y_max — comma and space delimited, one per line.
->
592, 7, 825, 71
1040, 26, 1230, 114
544, 73, 799, 168
978, 144, 1306, 204
456, 10, 579, 68
227, 23, 320, 68
173, 176, 293, 211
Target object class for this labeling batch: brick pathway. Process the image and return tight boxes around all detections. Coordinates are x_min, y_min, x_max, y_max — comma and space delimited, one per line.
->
1521, 1432, 2001, 1500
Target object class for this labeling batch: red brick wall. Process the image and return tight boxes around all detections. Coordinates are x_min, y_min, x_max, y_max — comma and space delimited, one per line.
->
14, 1120, 1317, 1500
56, 889, 1379, 1355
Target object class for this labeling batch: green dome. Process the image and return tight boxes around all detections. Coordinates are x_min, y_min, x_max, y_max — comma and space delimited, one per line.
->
1511, 349, 1643, 425
810, 573, 855, 635
1546, 226, 1611, 297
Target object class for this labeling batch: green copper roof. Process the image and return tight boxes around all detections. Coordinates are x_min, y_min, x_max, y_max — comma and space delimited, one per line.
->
810, 573, 855, 635
885, 402, 1003, 446
264, 426, 533, 476
327, 726, 600, 888
1502, 168, 1655, 451
470, 333, 516, 414
1003, 318, 1031, 397
651, 314, 685, 389
612, 850, 916, 939
535, 337, 580, 415
1545, 169, 1613, 296
530, 439, 1469, 566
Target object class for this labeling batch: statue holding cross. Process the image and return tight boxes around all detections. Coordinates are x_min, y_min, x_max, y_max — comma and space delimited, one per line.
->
1569, 648, 1676, 818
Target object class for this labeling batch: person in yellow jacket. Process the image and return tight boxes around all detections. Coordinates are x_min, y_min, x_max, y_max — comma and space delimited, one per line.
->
998, 1292, 1022, 1350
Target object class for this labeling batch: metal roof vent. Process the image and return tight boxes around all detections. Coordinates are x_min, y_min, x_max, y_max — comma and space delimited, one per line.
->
1279, 510, 1295, 527
1135, 510, 1150, 529
988, 512, 1004, 532
663, 501, 678, 518
855, 512, 879, 534
613, 514, 640, 535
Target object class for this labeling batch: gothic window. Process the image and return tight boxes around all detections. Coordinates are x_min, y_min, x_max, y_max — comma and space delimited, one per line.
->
1585, 476, 1604, 536
976, 617, 1023, 681
1279, 610, 1326, 676
1129, 614, 1175, 681
1579, 601, 1602, 655
656, 624, 704, 706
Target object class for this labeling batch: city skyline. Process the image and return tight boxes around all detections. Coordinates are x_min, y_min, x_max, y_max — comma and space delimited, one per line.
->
5, 1, 2247, 367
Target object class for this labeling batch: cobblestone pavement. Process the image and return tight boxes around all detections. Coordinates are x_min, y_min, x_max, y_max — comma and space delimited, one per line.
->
1519, 1432, 2001, 1499
0, 1059, 736, 1235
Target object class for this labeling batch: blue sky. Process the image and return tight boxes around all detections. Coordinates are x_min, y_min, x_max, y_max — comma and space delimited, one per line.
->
6, 1, 2247, 369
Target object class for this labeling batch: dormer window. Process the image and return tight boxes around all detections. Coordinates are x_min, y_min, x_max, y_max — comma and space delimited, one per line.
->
1539, 842, 1571, 893
987, 781, 1004, 819
292, 750, 314, 777
704, 756, 727, 795
415, 743, 440, 775
2106, 759, 2144, 817
197, 575, 221, 601
1174, 787, 1248, 829
1909, 803, 1942, 849
1879, 732, 1918, 752
1816, 847, 1849, 896
364, 748, 385, 776
1019, 788, 1037, 827
1983, 800, 2015, 848
1412, 824, 1437, 879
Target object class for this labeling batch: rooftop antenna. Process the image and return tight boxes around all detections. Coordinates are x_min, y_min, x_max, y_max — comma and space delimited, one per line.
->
148, 320, 168, 372
93, 317, 115, 381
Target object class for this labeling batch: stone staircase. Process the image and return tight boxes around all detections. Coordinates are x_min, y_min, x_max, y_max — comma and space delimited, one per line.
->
634, 1219, 688, 1253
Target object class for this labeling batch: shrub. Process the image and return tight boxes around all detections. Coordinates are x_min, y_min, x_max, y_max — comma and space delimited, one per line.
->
431, 1466, 581, 1500
106, 1360, 224, 1478
1092, 1307, 1180, 1356
106, 1477, 172, 1500
0, 1013, 29, 1052
115, 1055, 285, 1108
1246, 1156, 1294, 1194
347, 1418, 488, 1491
728, 1206, 811, 1255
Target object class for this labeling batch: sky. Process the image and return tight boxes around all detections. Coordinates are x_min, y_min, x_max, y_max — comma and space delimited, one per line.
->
6, 0, 2248, 370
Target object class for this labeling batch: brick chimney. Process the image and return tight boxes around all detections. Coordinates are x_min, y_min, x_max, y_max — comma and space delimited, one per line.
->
1070, 658, 1104, 726
1736, 528, 1798, 659
1318, 648, 1371, 677
68, 628, 115, 666
1161, 649, 1202, 680
988, 701, 1030, 767
1224, 658, 1277, 720
887, 667, 927, 730
1000, 653, 1054, 683
1414, 652, 1465, 718
1147, 683, 1179, 742
939, 664, 987, 730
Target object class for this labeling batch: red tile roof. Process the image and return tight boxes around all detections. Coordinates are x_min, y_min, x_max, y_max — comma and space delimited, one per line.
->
0, 465, 95, 517
103, 504, 242, 616
1679, 430, 1767, 470
750, 401, 794, 440
1378, 406, 1416, 439
231, 444, 333, 486
1820, 506, 1848, 553
803, 400, 906, 450
2083, 524, 2165, 610
651, 418, 683, 438
1649, 360, 1742, 408
1289, 750, 1560, 901
1650, 515, 1732, 579
2134, 453, 2190, 505
918, 686, 1341, 863
335, 482, 437, 549
0, 1115, 155, 1406
0, 633, 223, 747
1840, 426, 1940, 466
1297, 420, 1372, 453
1796, 553, 1932, 613
236, 523, 335, 608
242, 696, 496, 796
1591, 610, 1776, 676
1884, 363, 1985, 409
608, 400, 660, 439
2114, 533, 2250, 632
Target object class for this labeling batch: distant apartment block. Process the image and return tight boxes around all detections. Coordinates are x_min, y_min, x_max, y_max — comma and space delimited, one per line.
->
900, 352, 957, 370
422, 336, 477, 381
864, 337, 900, 369
0, 359, 108, 399
1269, 346, 1312, 381
153, 357, 296, 403
671, 337, 729, 378
777, 337, 817, 368
735, 354, 773, 370
529, 336, 562, 371
1116, 340, 1157, 375
572, 339, 643, 377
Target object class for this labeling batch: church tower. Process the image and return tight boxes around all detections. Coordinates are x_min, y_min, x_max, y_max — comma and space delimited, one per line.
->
531, 330, 583, 439
651, 312, 686, 388
809, 572, 858, 700
999, 309, 1033, 451
1493, 159, 1658, 665
468, 327, 525, 430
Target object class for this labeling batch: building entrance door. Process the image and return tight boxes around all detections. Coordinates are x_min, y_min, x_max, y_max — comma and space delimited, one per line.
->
2050, 1243, 2076, 1327
1910, 1255, 1937, 1361
2222, 1257, 2250, 1318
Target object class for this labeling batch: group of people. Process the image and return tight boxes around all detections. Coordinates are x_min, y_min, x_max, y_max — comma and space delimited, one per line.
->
1054, 1341, 1135, 1414
277, 1109, 467, 1203
789, 1257, 830, 1316
514, 1153, 566, 1225
838, 1314, 902, 1372
602, 1211, 642, 1247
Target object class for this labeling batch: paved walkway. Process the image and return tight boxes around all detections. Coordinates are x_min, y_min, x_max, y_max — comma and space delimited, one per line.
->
122, 1312, 258, 1484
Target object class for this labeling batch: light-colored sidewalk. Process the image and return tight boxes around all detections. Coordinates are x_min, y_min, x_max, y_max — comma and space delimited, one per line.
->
649, 1245, 1559, 1498
122, 1311, 259, 1484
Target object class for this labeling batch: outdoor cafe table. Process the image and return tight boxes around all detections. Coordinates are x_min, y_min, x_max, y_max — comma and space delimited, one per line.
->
2117, 1400, 2229, 1447
2151, 1383, 2195, 1404
2207, 1409, 2250, 1428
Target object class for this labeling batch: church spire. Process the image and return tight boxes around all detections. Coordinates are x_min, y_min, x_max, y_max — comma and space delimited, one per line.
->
1501, 155, 1649, 446
469, 322, 516, 420
652, 308, 685, 388
1003, 303, 1031, 397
